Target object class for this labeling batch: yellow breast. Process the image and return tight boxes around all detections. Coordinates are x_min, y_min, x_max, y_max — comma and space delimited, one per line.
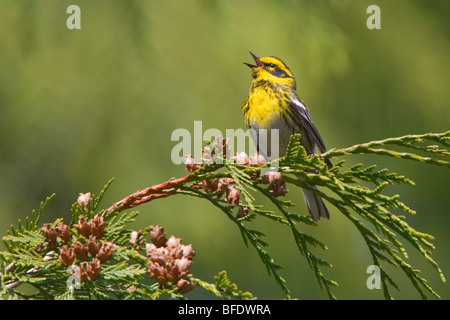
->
244, 86, 288, 128
244, 88, 281, 128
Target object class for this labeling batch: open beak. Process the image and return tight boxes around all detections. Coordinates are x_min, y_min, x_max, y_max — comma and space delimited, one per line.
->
244, 51, 264, 68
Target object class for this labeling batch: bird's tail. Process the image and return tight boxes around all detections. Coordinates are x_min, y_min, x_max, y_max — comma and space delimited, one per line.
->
301, 187, 330, 222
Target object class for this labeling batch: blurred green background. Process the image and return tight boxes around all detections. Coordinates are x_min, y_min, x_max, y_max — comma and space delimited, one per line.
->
0, 0, 448, 299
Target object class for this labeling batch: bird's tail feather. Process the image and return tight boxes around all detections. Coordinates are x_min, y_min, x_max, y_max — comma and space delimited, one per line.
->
301, 187, 330, 222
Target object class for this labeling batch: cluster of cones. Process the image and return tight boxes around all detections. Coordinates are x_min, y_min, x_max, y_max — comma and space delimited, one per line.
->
144, 225, 196, 294
41, 213, 115, 282
184, 137, 288, 219
40, 192, 198, 294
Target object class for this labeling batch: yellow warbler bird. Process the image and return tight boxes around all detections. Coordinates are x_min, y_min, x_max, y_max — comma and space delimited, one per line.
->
242, 52, 331, 221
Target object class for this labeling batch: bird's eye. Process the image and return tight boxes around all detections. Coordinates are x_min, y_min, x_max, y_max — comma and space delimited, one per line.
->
267, 63, 276, 68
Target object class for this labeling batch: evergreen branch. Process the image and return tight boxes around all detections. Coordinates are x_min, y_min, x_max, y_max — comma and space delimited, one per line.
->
323, 131, 450, 167
191, 271, 256, 300
1, 131, 447, 300
178, 185, 291, 299
254, 184, 337, 300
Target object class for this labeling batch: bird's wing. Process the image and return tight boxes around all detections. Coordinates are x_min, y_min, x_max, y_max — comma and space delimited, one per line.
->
289, 97, 327, 153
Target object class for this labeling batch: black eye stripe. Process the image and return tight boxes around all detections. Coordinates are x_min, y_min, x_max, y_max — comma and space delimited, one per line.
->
262, 59, 292, 78
267, 67, 290, 78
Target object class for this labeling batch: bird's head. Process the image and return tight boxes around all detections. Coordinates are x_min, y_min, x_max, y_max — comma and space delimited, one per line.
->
244, 51, 296, 89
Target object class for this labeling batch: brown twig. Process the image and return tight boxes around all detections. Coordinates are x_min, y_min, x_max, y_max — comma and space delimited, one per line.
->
106, 174, 195, 214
